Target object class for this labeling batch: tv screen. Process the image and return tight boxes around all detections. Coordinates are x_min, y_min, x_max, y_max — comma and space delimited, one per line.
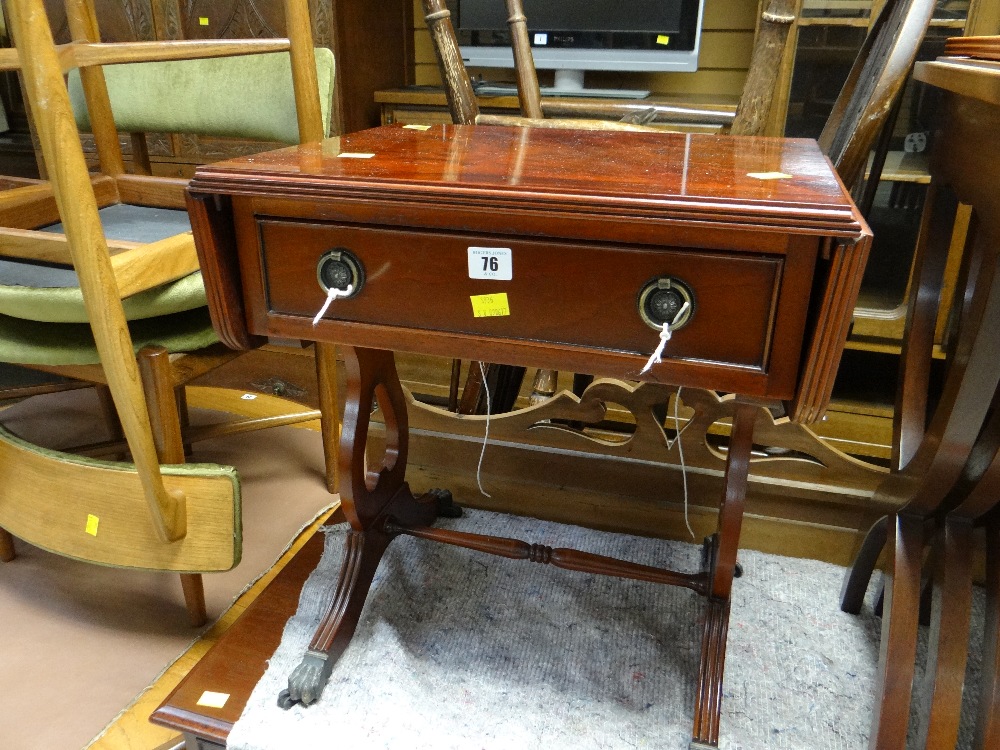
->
445, 0, 704, 94
457, 0, 686, 35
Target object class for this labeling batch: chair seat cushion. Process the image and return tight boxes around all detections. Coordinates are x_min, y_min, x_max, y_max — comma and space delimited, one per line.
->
0, 204, 206, 323
40, 204, 194, 243
0, 265, 208, 323
0, 306, 219, 366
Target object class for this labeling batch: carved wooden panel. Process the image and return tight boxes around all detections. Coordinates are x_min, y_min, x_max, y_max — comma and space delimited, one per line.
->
17, 0, 411, 173
179, 0, 293, 41
42, 0, 158, 42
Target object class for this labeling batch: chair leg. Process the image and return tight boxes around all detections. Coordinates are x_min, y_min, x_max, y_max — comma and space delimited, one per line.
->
137, 347, 184, 464
95, 384, 127, 460
180, 573, 208, 627
841, 515, 890, 614
0, 527, 15, 562
315, 342, 340, 495
138, 346, 207, 627
177, 385, 193, 458
448, 358, 462, 412
528, 368, 558, 405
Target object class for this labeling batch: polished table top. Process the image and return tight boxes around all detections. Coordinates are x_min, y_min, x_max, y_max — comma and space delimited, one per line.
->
192, 124, 863, 235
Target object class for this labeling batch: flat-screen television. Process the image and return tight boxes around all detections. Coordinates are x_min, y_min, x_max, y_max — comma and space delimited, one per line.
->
445, 0, 705, 98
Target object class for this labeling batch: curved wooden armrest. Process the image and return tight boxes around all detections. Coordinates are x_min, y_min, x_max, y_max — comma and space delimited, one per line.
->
114, 231, 200, 297
0, 228, 200, 299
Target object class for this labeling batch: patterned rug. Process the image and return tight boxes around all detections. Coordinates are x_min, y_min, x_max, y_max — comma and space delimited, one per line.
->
227, 510, 984, 750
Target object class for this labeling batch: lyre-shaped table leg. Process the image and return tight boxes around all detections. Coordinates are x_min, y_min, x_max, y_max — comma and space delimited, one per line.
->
278, 346, 459, 708
914, 517, 974, 749
867, 512, 925, 750
840, 515, 890, 614
690, 402, 757, 749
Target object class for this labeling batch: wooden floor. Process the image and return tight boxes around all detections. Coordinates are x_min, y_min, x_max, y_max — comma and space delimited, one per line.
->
86, 501, 338, 750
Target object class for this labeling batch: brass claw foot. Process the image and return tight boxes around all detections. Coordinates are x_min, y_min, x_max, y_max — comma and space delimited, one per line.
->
429, 487, 462, 518
279, 650, 332, 708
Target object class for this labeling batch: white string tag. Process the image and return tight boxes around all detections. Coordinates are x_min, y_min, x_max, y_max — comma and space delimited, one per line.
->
311, 284, 354, 326
476, 361, 492, 498
637, 301, 696, 539
640, 325, 672, 374
664, 387, 695, 540
639, 300, 690, 374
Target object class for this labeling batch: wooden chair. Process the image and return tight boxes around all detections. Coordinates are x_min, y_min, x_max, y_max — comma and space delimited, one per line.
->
836, 53, 1000, 746
840, 180, 1000, 749
0, 0, 337, 626
423, 0, 796, 137
422, 0, 933, 412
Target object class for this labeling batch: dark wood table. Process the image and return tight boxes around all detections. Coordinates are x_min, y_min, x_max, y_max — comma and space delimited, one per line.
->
153, 124, 869, 749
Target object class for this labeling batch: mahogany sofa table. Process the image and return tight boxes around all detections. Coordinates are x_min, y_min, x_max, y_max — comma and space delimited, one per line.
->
161, 124, 870, 749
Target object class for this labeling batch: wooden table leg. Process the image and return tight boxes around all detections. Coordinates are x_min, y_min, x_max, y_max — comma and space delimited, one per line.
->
974, 512, 1000, 748
868, 511, 925, 750
278, 346, 459, 708
915, 518, 974, 749
840, 515, 889, 614
690, 403, 756, 749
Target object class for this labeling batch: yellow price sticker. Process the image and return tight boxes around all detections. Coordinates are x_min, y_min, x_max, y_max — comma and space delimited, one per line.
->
199, 17, 209, 26
470, 293, 510, 318
196, 691, 230, 708
656, 35, 670, 45
85, 514, 100, 536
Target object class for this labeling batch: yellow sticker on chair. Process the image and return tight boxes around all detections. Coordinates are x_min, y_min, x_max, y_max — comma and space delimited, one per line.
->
198, 17, 209, 26
85, 514, 99, 536
470, 293, 510, 318
656, 35, 670, 45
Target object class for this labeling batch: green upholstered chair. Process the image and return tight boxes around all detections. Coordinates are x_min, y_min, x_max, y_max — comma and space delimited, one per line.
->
0, 0, 335, 626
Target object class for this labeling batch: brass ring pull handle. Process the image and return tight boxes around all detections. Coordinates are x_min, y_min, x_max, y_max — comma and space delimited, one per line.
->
317, 248, 365, 298
637, 276, 695, 331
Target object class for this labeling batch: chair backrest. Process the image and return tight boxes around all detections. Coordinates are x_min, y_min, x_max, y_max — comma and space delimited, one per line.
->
67, 50, 335, 145
818, 0, 935, 189
420, 0, 796, 135
55, 0, 327, 181
422, 0, 933, 167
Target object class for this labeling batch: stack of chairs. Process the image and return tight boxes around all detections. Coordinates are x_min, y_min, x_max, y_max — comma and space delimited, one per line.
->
0, 0, 337, 626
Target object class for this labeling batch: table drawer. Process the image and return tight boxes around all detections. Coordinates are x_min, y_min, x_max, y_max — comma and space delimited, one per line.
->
258, 218, 799, 376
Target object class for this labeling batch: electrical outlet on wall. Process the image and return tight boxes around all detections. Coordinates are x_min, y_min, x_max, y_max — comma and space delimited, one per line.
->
904, 131, 929, 153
